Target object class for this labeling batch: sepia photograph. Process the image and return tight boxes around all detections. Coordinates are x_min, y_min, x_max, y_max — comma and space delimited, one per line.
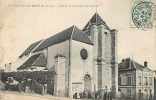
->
0, 0, 156, 100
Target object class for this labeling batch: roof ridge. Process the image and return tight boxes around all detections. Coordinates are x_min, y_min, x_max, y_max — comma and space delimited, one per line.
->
19, 40, 42, 58
95, 12, 97, 25
70, 25, 76, 39
83, 13, 110, 31
132, 60, 137, 69
33, 25, 93, 52
32, 39, 45, 53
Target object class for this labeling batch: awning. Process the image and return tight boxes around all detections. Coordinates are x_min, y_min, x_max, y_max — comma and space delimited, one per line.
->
17, 53, 47, 70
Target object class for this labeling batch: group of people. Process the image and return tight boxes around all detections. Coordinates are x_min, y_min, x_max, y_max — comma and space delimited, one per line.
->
116, 89, 154, 100
73, 89, 113, 100
73, 90, 92, 99
5, 77, 48, 95
95, 90, 113, 100
137, 89, 153, 100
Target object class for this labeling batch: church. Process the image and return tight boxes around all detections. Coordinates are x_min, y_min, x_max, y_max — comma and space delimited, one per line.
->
16, 13, 118, 98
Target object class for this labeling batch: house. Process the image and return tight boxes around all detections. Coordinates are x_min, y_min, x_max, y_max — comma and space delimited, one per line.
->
118, 58, 154, 99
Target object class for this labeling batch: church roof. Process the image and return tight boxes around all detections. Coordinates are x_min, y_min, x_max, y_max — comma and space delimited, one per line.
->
19, 40, 42, 58
34, 25, 93, 52
19, 25, 92, 57
17, 53, 47, 70
118, 58, 152, 71
83, 13, 110, 31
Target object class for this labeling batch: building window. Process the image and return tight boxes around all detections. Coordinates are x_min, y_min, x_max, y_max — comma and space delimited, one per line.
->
144, 77, 148, 85
131, 75, 135, 85
127, 88, 132, 97
139, 76, 142, 85
127, 76, 131, 85
119, 76, 121, 85
149, 77, 152, 85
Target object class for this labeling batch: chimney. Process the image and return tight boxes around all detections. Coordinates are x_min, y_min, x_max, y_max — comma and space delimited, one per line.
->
144, 61, 148, 67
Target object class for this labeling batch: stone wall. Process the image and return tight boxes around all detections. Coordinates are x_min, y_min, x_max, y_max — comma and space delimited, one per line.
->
47, 40, 70, 97
90, 24, 118, 95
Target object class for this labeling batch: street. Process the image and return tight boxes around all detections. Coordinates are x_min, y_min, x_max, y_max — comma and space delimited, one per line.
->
0, 91, 71, 100
0, 91, 133, 100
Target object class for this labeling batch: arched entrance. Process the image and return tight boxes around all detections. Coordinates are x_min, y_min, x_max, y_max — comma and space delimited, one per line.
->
84, 74, 92, 93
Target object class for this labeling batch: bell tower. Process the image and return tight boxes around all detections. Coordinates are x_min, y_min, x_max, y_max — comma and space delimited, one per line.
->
83, 13, 118, 96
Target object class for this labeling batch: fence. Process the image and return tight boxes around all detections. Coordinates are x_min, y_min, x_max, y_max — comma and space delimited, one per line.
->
1, 71, 56, 95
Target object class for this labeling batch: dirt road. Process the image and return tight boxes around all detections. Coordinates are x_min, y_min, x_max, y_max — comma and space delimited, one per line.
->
0, 91, 71, 100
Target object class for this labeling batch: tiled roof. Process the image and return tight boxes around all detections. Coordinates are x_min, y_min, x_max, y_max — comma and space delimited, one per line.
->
19, 40, 42, 58
19, 13, 108, 56
18, 54, 40, 70
118, 58, 152, 71
34, 25, 93, 52
83, 13, 110, 31
17, 53, 46, 70
32, 53, 47, 67
118, 58, 131, 69
72, 26, 93, 44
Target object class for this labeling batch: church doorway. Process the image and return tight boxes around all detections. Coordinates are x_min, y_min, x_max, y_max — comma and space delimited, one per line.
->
83, 74, 92, 98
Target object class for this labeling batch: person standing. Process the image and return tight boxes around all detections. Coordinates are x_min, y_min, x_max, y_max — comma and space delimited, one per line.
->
149, 90, 152, 100
44, 83, 47, 94
103, 92, 107, 100
116, 89, 124, 100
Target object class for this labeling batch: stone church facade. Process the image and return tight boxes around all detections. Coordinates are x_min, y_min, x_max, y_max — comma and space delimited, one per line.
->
16, 13, 118, 98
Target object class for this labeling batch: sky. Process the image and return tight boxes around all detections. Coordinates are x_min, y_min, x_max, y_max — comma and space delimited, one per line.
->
0, 0, 156, 70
